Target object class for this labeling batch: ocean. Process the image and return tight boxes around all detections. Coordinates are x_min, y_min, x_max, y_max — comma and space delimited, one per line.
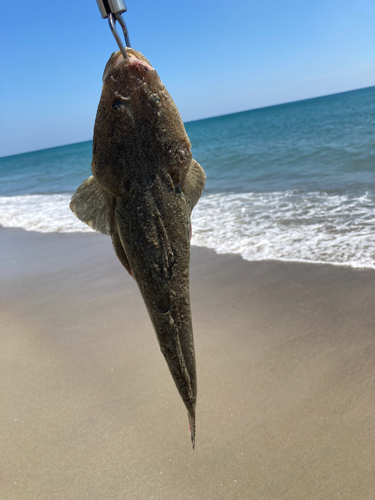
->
1, 86, 374, 269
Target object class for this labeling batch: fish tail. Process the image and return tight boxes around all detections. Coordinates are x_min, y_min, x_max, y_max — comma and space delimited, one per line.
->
187, 409, 196, 450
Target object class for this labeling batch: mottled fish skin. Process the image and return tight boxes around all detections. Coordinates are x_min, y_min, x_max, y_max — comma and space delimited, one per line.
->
70, 48, 205, 448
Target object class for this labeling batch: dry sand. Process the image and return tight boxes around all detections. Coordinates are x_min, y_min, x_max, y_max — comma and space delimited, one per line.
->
1, 227, 375, 500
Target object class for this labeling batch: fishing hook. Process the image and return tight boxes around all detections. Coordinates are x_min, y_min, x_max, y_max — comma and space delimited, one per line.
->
96, 0, 131, 59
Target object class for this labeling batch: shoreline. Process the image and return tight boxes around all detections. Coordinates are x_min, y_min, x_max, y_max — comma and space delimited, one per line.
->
1, 227, 375, 499
2, 225, 375, 273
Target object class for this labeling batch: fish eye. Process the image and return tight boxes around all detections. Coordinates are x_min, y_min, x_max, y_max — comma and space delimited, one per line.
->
148, 93, 161, 107
112, 99, 125, 111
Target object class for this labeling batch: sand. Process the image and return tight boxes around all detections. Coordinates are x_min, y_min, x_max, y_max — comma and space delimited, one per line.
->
1, 227, 374, 500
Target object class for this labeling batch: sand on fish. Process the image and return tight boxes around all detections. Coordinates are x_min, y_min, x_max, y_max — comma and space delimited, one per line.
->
1, 227, 374, 500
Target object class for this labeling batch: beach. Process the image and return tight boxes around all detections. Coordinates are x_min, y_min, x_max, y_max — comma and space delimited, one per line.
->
1, 227, 374, 499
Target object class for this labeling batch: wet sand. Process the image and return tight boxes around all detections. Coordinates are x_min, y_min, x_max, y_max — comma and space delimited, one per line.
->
1, 227, 374, 499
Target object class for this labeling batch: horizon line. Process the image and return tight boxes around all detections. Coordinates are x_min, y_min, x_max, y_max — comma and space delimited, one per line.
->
1, 85, 373, 160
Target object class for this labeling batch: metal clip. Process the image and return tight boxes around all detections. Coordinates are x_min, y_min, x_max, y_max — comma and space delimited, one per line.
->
96, 0, 131, 59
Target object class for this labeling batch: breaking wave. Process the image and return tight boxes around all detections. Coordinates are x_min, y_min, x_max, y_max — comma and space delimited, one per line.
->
1, 190, 375, 269
191, 191, 375, 269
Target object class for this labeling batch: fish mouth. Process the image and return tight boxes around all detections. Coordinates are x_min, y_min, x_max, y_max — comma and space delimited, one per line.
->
103, 48, 154, 82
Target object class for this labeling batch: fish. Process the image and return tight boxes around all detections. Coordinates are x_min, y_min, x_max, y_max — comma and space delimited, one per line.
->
70, 48, 206, 448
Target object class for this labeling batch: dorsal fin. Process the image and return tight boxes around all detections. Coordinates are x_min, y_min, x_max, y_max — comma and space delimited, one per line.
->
70, 176, 114, 235
183, 159, 206, 214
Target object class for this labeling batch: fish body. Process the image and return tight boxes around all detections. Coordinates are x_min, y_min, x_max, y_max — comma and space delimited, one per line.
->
70, 48, 205, 447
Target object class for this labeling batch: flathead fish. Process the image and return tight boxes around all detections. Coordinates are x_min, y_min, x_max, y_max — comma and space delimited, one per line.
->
70, 48, 205, 447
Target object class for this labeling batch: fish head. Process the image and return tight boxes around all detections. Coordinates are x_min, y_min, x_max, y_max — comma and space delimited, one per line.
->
92, 48, 192, 197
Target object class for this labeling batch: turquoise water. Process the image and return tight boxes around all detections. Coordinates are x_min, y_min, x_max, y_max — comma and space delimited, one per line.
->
186, 86, 375, 195
1, 86, 375, 268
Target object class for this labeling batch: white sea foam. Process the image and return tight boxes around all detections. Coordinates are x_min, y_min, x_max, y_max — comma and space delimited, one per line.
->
1, 191, 375, 269
190, 191, 375, 270
0, 194, 91, 233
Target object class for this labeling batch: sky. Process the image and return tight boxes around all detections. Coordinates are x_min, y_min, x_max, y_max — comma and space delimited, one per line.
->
0, 0, 374, 157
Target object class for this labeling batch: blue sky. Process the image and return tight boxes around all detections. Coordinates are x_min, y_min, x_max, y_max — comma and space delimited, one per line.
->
0, 0, 374, 157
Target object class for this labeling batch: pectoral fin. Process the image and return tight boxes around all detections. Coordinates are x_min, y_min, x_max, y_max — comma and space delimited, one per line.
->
70, 176, 133, 275
183, 159, 206, 215
70, 176, 114, 235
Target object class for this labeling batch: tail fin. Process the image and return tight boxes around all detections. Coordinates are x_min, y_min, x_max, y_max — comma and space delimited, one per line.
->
187, 410, 196, 450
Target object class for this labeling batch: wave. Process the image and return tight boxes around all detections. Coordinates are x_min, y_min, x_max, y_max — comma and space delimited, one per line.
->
0, 194, 91, 233
191, 191, 375, 270
1, 191, 375, 269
